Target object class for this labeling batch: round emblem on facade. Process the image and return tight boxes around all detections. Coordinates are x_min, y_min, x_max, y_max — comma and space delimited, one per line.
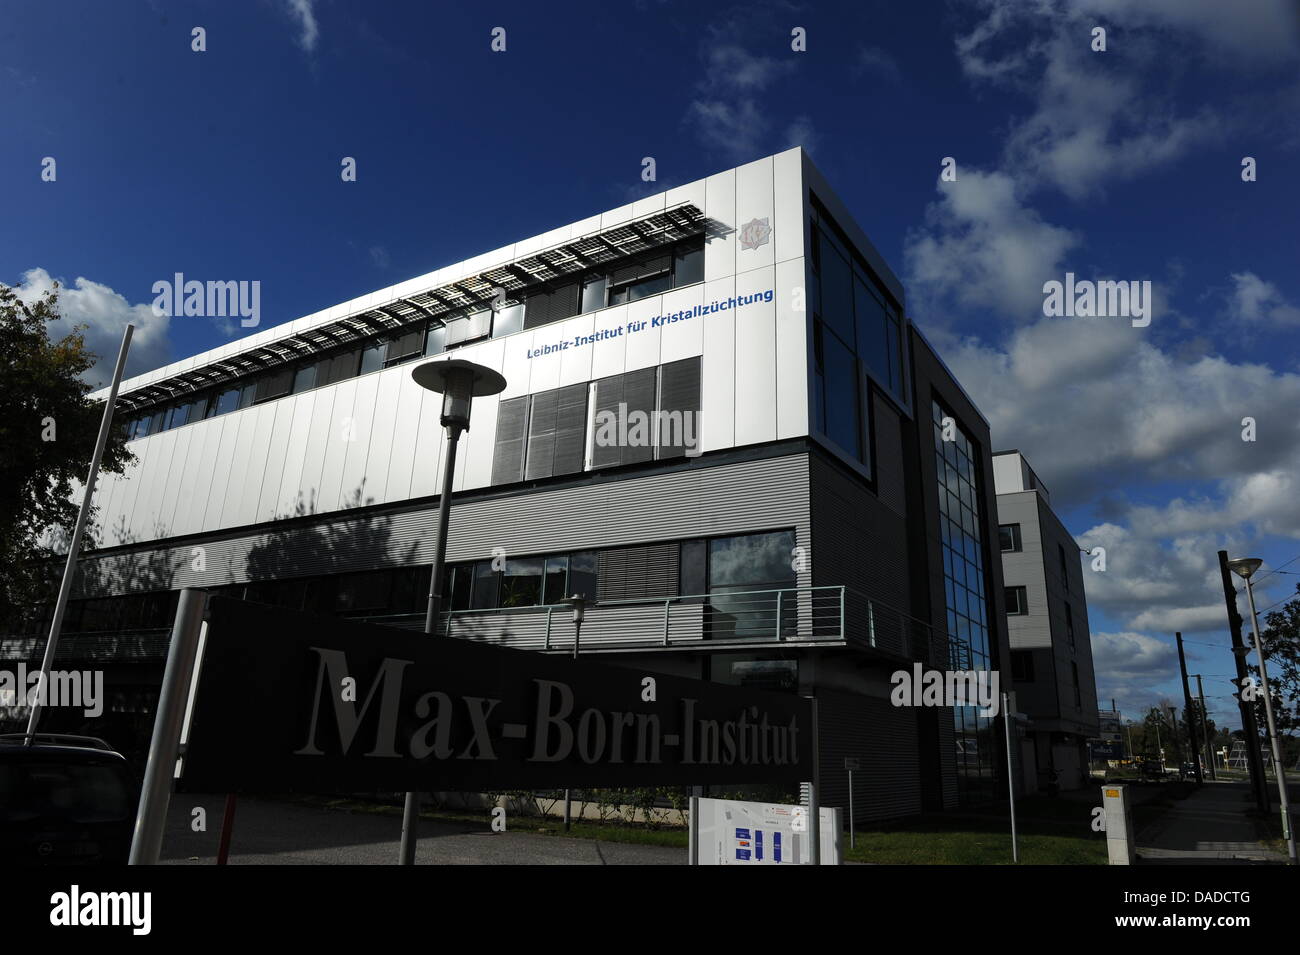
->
739, 217, 771, 251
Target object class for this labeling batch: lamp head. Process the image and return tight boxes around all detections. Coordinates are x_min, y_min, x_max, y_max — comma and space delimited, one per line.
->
1226, 556, 1263, 580
411, 358, 507, 432
565, 593, 587, 624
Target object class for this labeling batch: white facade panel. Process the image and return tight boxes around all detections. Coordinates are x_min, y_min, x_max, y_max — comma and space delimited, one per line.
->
734, 266, 778, 447
704, 169, 737, 284
317, 379, 358, 514
589, 304, 628, 381
254, 402, 294, 523
364, 370, 403, 507
700, 275, 736, 453
155, 426, 193, 538
734, 156, 776, 276
557, 313, 595, 387
408, 386, 445, 501
382, 372, 424, 505
296, 387, 337, 517
773, 147, 805, 264
275, 392, 317, 520
775, 256, 811, 441
658, 283, 706, 365
623, 296, 663, 372
500, 331, 536, 400
338, 373, 380, 510
232, 404, 277, 528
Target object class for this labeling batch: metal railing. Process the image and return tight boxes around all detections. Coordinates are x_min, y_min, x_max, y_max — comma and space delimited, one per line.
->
361, 584, 954, 662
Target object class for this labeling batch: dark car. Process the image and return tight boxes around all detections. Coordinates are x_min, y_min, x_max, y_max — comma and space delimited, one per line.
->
0, 734, 137, 865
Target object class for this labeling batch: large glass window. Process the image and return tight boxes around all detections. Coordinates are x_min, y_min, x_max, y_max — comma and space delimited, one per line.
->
580, 275, 608, 314
500, 558, 544, 608
359, 343, 384, 375
673, 241, 704, 287
706, 530, 798, 640
822, 333, 860, 458
933, 398, 994, 803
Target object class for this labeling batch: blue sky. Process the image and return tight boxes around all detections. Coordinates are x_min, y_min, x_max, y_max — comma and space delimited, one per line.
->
5, 0, 1300, 730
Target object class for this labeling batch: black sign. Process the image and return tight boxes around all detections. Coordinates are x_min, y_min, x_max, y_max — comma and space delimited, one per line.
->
178, 597, 812, 792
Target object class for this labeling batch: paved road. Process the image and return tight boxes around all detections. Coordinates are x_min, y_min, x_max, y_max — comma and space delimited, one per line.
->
1136, 781, 1289, 864
159, 796, 684, 865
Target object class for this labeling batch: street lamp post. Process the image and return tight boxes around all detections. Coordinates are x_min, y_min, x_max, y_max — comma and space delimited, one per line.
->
562, 594, 587, 831
1227, 556, 1297, 864
399, 358, 507, 866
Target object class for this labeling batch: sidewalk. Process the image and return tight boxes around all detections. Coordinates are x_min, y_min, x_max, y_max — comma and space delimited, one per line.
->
1136, 780, 1288, 864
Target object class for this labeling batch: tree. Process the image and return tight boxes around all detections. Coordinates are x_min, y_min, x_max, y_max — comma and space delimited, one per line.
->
1255, 583, 1300, 764
0, 282, 133, 630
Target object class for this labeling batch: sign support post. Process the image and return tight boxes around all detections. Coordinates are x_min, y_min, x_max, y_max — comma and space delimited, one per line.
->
129, 587, 207, 865
26, 323, 133, 738
1003, 691, 1018, 863
808, 695, 820, 865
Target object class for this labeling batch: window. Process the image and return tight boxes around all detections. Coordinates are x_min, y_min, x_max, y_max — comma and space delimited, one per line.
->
500, 558, 544, 608
1059, 543, 1071, 593
1071, 661, 1082, 707
358, 342, 384, 375
254, 368, 292, 404
812, 196, 906, 406
425, 323, 447, 356
822, 332, 860, 458
470, 562, 499, 610
609, 272, 670, 305
656, 357, 702, 459
1005, 586, 1028, 615
1064, 602, 1075, 649
492, 382, 589, 485
524, 383, 588, 480
580, 275, 608, 314
592, 367, 656, 469
999, 524, 1022, 552
706, 531, 799, 640
384, 326, 425, 366
673, 239, 704, 287
524, 282, 581, 330
334, 571, 391, 614
492, 303, 524, 339
1011, 650, 1035, 682
292, 363, 317, 393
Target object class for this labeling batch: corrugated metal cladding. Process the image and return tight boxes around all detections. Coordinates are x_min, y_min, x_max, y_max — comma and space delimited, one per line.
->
938, 714, 959, 808
815, 687, 920, 819
871, 395, 907, 517
74, 453, 813, 598
808, 454, 910, 623
597, 542, 679, 599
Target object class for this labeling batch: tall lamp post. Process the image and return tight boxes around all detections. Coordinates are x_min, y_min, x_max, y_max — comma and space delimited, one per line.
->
399, 358, 507, 866
562, 593, 587, 831
1227, 556, 1297, 864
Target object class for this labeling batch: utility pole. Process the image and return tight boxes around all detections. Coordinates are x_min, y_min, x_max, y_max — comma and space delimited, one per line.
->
1218, 550, 1268, 811
1175, 633, 1203, 783
1194, 674, 1217, 781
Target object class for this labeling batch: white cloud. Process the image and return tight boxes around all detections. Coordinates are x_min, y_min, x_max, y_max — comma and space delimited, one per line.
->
938, 310, 1300, 631
283, 0, 320, 54
952, 1, 1223, 200
855, 46, 901, 83
687, 44, 795, 161
7, 268, 170, 389
1092, 630, 1178, 682
1067, 0, 1300, 63
905, 169, 1080, 317
1227, 272, 1300, 326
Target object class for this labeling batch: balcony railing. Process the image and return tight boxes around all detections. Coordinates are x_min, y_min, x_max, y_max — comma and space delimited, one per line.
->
0, 586, 955, 667
361, 585, 953, 663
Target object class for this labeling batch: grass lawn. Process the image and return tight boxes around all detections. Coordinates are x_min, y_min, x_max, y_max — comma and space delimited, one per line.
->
273, 783, 1197, 863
